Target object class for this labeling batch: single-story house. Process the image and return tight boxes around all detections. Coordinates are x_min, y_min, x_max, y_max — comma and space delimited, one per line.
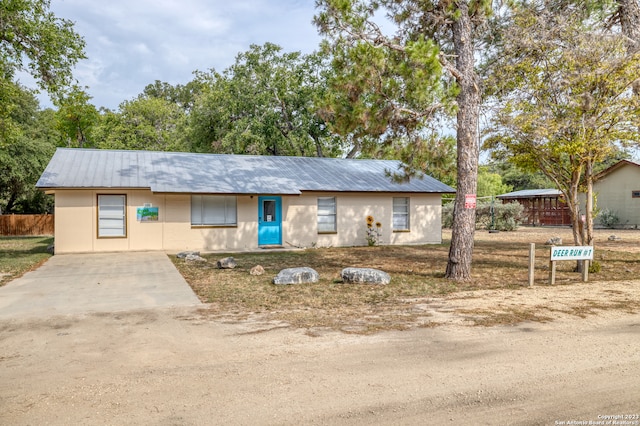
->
36, 148, 455, 253
592, 159, 640, 228
497, 189, 571, 226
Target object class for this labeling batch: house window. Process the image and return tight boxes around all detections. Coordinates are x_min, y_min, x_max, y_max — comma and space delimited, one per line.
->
632, 191, 640, 198
393, 197, 410, 231
98, 195, 127, 238
191, 195, 237, 226
317, 197, 337, 233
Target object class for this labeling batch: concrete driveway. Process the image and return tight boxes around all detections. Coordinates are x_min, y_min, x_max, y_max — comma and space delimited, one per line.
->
0, 252, 201, 319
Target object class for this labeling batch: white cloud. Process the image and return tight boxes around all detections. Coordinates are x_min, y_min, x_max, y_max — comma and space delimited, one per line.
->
37, 0, 322, 109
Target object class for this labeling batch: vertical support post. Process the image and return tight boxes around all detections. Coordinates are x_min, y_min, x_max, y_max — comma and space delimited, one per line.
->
582, 260, 589, 282
528, 243, 535, 287
549, 245, 556, 285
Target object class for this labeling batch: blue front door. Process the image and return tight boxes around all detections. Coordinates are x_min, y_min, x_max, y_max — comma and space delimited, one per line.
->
258, 196, 282, 246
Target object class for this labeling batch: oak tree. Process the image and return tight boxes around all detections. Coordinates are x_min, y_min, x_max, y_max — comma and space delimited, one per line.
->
0, 0, 85, 146
187, 43, 341, 157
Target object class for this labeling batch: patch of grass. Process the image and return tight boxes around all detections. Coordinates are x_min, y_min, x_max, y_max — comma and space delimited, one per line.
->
549, 298, 640, 318
457, 307, 553, 327
0, 236, 54, 286
172, 234, 640, 333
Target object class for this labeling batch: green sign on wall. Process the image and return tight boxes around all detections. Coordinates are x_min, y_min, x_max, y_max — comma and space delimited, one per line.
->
136, 206, 159, 222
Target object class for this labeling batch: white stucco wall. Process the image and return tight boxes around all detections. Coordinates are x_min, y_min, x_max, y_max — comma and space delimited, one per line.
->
52, 190, 443, 253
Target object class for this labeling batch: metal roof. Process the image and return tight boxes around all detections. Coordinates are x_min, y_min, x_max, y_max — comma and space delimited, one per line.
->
37, 148, 456, 195
497, 188, 563, 199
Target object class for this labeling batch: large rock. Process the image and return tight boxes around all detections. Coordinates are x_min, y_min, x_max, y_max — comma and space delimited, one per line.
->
177, 251, 200, 259
217, 257, 237, 269
185, 254, 207, 262
341, 267, 391, 285
273, 267, 319, 285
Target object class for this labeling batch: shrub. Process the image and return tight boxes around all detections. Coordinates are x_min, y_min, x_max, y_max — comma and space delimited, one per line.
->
597, 208, 619, 228
442, 200, 523, 231
442, 203, 454, 229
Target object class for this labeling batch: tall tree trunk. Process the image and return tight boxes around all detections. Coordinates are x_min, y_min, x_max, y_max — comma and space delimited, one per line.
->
4, 191, 18, 213
445, 2, 481, 280
567, 168, 584, 247
585, 160, 594, 247
565, 167, 586, 272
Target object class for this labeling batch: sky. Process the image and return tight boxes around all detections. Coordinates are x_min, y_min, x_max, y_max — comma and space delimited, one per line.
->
29, 0, 323, 110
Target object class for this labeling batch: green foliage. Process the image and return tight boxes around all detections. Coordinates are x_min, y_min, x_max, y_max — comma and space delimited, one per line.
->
484, 2, 640, 244
383, 133, 457, 187
187, 43, 341, 157
141, 80, 203, 112
597, 208, 620, 228
0, 0, 86, 95
0, 138, 55, 213
316, 0, 493, 280
1, 79, 32, 146
477, 166, 513, 197
54, 85, 98, 148
485, 160, 554, 191
316, 1, 455, 161
442, 201, 523, 231
92, 97, 187, 151
589, 260, 601, 273
485, 5, 640, 165
0, 84, 56, 213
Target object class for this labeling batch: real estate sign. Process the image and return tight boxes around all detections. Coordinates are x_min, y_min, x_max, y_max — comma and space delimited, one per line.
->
550, 246, 594, 261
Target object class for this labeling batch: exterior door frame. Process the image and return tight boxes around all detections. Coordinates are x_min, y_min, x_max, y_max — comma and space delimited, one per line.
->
258, 196, 282, 246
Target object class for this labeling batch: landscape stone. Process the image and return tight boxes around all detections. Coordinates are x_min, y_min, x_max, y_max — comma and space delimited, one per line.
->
177, 251, 200, 259
250, 265, 265, 276
608, 235, 621, 241
273, 267, 319, 285
217, 257, 237, 269
546, 236, 562, 245
47, 244, 55, 255
341, 267, 391, 285
185, 254, 207, 262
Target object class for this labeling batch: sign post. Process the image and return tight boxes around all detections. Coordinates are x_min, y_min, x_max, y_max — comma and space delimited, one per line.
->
528, 243, 535, 287
549, 246, 594, 285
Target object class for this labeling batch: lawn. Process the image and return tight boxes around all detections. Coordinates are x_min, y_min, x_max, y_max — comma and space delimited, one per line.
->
0, 236, 54, 286
172, 227, 640, 333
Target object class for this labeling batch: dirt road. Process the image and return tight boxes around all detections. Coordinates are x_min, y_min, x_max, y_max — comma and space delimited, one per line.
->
1, 305, 638, 425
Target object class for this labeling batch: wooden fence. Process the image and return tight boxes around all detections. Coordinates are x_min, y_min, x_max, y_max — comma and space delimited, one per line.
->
0, 214, 54, 236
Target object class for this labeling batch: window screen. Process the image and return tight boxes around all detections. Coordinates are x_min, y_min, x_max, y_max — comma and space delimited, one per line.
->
393, 197, 410, 231
317, 197, 337, 233
98, 195, 126, 237
191, 195, 237, 226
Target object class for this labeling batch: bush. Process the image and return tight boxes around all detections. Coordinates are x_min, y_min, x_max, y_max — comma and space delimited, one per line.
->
597, 208, 619, 228
442, 200, 523, 231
